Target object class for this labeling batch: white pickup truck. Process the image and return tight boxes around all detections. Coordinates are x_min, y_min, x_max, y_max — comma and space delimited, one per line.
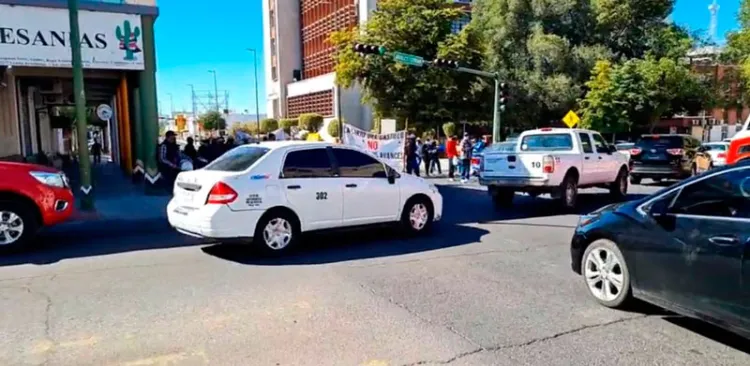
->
478, 128, 630, 209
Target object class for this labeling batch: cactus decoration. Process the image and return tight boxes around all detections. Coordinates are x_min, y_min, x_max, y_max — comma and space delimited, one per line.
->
115, 21, 142, 61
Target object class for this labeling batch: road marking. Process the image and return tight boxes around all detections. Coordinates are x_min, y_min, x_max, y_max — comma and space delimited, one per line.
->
120, 351, 207, 365
361, 360, 390, 366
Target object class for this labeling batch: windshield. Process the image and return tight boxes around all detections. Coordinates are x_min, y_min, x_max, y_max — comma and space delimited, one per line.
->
520, 133, 573, 151
204, 145, 270, 172
703, 144, 728, 151
635, 136, 682, 149
486, 142, 516, 153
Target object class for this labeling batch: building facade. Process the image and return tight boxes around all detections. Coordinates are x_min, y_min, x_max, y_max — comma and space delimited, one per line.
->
262, 0, 472, 131
0, 0, 160, 178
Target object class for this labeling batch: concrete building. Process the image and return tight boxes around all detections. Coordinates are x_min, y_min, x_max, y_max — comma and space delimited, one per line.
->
261, 0, 472, 131
0, 0, 160, 180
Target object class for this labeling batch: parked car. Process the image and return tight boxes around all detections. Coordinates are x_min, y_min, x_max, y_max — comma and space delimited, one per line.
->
167, 141, 443, 254
0, 162, 74, 251
629, 134, 704, 184
570, 161, 750, 339
479, 128, 629, 209
694, 142, 729, 171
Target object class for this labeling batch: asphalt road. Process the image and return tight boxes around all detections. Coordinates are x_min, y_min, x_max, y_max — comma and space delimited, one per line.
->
1, 180, 749, 366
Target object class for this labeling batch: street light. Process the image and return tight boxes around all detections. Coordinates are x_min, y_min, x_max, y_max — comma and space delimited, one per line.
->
208, 70, 219, 111
246, 48, 262, 136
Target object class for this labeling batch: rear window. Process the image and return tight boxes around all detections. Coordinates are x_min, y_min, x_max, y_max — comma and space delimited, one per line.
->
520, 134, 573, 151
204, 146, 270, 172
704, 144, 728, 151
486, 142, 516, 153
635, 136, 683, 149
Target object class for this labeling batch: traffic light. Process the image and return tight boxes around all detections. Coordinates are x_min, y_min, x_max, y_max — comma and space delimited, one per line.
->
432, 58, 460, 69
499, 82, 508, 112
353, 43, 386, 55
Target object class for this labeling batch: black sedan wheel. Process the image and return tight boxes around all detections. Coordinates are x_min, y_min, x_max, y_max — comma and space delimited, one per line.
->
582, 239, 632, 308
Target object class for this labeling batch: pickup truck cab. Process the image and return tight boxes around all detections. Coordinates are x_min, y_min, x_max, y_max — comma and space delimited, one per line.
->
479, 128, 630, 209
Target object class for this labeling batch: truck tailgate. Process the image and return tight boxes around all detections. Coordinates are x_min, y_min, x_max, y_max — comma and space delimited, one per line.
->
482, 152, 548, 178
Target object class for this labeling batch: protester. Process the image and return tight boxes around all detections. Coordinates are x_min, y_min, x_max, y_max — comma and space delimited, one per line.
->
157, 131, 181, 187
91, 138, 102, 165
421, 138, 431, 177
446, 135, 458, 181
404, 134, 420, 176
415, 138, 423, 172
183, 136, 197, 162
460, 132, 473, 183
428, 140, 441, 175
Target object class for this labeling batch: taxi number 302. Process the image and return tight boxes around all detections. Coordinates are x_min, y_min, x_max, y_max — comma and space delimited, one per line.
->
316, 192, 328, 200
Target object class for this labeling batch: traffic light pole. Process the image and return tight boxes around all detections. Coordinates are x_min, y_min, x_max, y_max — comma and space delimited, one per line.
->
492, 78, 501, 144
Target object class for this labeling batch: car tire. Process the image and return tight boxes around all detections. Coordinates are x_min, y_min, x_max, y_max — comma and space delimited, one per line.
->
401, 197, 434, 236
0, 200, 39, 253
629, 176, 641, 185
253, 210, 300, 255
609, 168, 628, 200
581, 239, 633, 308
492, 189, 514, 208
559, 173, 578, 210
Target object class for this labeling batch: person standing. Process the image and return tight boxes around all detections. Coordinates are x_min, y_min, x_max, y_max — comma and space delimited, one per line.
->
421, 138, 431, 177
405, 135, 420, 176
183, 136, 197, 163
91, 137, 102, 165
445, 135, 458, 181
460, 132, 473, 183
429, 140, 441, 175
157, 131, 181, 187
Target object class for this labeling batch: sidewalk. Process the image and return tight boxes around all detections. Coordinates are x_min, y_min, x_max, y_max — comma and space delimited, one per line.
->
45, 162, 171, 238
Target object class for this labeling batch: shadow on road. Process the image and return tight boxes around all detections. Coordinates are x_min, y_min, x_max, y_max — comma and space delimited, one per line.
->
663, 316, 750, 355
437, 184, 650, 225
0, 231, 205, 267
201, 223, 489, 266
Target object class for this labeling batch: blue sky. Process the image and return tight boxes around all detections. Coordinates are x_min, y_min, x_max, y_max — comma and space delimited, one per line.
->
154, 0, 744, 116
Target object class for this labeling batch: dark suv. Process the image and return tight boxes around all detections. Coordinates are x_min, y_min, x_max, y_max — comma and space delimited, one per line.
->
629, 134, 703, 184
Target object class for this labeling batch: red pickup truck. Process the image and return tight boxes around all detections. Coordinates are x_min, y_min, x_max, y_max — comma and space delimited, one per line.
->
0, 161, 74, 251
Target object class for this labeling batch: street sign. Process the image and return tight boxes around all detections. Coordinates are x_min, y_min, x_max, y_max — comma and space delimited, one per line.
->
96, 104, 113, 121
562, 110, 580, 128
392, 52, 424, 67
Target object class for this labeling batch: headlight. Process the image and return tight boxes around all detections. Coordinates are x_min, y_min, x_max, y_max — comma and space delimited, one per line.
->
30, 171, 67, 188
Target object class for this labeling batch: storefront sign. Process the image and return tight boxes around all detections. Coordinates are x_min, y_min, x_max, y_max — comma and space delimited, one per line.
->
342, 123, 406, 171
0, 4, 145, 70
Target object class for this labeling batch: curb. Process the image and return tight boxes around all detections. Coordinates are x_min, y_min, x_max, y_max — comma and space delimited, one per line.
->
41, 216, 172, 239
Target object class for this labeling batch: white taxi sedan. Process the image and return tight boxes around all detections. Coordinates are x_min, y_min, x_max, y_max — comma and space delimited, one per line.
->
167, 141, 443, 254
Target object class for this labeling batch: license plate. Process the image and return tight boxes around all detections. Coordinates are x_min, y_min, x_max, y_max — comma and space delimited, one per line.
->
178, 191, 195, 204
643, 154, 662, 160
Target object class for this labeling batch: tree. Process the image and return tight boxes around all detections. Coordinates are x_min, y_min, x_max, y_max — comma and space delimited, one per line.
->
298, 113, 324, 132
199, 111, 226, 131
579, 58, 707, 133
442, 122, 457, 137
260, 118, 279, 133
723, 0, 750, 100
328, 119, 341, 138
330, 0, 490, 130
279, 118, 298, 134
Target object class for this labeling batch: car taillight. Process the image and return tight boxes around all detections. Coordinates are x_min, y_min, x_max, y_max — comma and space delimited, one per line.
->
471, 157, 480, 165
630, 148, 642, 156
666, 148, 684, 156
542, 155, 555, 173
718, 153, 726, 158
206, 182, 238, 204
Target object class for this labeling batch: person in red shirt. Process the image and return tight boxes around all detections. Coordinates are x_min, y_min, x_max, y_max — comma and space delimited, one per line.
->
445, 135, 458, 181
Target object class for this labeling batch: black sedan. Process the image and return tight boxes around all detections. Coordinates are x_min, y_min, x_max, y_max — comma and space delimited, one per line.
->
571, 161, 750, 339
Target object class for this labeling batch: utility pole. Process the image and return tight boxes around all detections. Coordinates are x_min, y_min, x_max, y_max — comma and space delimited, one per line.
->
208, 70, 219, 111
246, 48, 262, 134
67, 0, 93, 210
187, 84, 196, 116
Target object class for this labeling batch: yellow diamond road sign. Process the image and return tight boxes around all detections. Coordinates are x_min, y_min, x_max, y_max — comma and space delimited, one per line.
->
562, 110, 580, 128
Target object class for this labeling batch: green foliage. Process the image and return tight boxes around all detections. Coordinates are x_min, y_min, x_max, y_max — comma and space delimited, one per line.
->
231, 122, 258, 135
330, 0, 489, 130
260, 118, 279, 133
421, 128, 436, 140
724, 0, 750, 100
327, 119, 341, 138
579, 58, 708, 133
442, 122, 457, 137
371, 118, 381, 133
199, 111, 226, 131
279, 118, 298, 133
298, 113, 324, 132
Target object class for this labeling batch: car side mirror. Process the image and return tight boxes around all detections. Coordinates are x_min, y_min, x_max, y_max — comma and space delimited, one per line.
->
608, 145, 616, 154
387, 168, 398, 184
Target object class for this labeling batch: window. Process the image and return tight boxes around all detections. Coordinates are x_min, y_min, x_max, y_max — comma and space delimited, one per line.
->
332, 149, 387, 178
204, 146, 270, 172
669, 167, 750, 219
703, 144, 728, 151
520, 134, 574, 151
636, 135, 682, 149
578, 133, 593, 154
282, 148, 334, 178
486, 142, 516, 153
591, 134, 608, 153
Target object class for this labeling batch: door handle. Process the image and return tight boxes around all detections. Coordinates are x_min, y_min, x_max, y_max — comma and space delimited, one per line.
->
709, 236, 738, 246
585, 156, 590, 160
287, 185, 302, 190
598, 156, 603, 160
345, 184, 357, 188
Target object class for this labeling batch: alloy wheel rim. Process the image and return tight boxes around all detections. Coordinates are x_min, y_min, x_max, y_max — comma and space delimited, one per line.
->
409, 203, 428, 230
0, 211, 24, 246
262, 218, 293, 250
584, 247, 624, 302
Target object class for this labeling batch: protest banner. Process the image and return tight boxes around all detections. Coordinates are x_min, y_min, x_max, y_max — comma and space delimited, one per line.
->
342, 124, 406, 170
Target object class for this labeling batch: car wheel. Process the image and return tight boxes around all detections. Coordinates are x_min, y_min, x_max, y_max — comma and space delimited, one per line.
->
0, 200, 39, 253
401, 197, 434, 235
559, 173, 578, 210
253, 211, 300, 255
582, 239, 632, 308
629, 176, 641, 185
609, 168, 628, 200
492, 189, 514, 208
